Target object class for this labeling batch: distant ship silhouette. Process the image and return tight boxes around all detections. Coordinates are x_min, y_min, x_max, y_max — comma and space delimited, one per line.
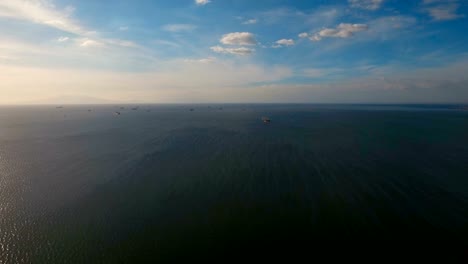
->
262, 117, 271, 123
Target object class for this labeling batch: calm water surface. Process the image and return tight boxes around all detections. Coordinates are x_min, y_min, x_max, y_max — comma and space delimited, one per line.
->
0, 104, 467, 262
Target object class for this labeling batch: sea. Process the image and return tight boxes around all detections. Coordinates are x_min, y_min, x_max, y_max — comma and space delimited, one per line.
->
0, 104, 467, 263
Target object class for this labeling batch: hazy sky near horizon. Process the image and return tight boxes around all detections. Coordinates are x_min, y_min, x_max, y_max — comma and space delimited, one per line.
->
0, 0, 467, 104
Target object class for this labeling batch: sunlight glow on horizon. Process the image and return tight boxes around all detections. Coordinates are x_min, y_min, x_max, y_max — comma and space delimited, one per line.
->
0, 0, 467, 104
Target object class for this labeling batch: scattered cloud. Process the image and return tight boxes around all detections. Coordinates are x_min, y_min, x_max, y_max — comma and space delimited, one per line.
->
184, 57, 217, 63
57, 36, 69, 42
242, 19, 257, 25
0, 0, 466, 104
162, 24, 197, 32
195, 0, 211, 6
276, 39, 295, 46
0, 0, 86, 35
349, 0, 384, 11
0, 0, 141, 53
422, 0, 463, 21
220, 32, 257, 46
310, 23, 368, 41
213, 32, 257, 55
273, 39, 295, 48
294, 16, 415, 51
210, 46, 254, 56
79, 39, 104, 48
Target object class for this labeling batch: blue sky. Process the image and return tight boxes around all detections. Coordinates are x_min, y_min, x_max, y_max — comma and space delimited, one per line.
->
0, 0, 467, 104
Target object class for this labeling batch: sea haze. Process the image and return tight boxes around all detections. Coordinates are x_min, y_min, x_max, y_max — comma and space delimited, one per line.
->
1, 104, 467, 262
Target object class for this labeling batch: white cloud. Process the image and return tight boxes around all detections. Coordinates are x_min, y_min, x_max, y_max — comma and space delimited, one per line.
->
0, 0, 141, 52
242, 19, 257, 25
273, 39, 295, 48
349, 0, 384, 11
119, 26, 129, 31
195, 0, 211, 6
213, 32, 257, 55
210, 46, 254, 56
57, 36, 69, 42
220, 32, 257, 46
162, 24, 197, 32
308, 16, 416, 51
0, 35, 152, 75
310, 23, 368, 41
198, 57, 216, 63
298, 32, 309, 38
276, 39, 295, 46
310, 35, 322, 42
79, 39, 104, 48
0, 0, 85, 35
422, 1, 463, 21
184, 57, 216, 63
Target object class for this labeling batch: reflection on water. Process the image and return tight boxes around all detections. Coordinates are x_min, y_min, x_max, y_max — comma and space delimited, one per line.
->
0, 104, 467, 262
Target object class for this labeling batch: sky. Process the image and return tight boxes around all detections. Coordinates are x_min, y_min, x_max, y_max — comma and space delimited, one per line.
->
0, 0, 467, 104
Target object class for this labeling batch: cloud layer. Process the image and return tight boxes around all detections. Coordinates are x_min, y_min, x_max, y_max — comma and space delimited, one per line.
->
210, 46, 254, 55
195, 0, 211, 6
212, 32, 258, 56
349, 0, 384, 11
422, 0, 463, 21
220, 32, 257, 46
273, 39, 295, 48
0, 0, 85, 34
0, 0, 467, 104
310, 23, 369, 41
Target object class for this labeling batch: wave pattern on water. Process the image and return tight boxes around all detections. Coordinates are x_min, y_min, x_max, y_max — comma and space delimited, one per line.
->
0, 105, 468, 262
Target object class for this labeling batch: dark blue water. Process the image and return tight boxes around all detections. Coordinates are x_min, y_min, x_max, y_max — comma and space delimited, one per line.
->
1, 104, 467, 263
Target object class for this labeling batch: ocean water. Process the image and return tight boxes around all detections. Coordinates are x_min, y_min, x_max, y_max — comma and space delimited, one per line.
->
0, 104, 467, 262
